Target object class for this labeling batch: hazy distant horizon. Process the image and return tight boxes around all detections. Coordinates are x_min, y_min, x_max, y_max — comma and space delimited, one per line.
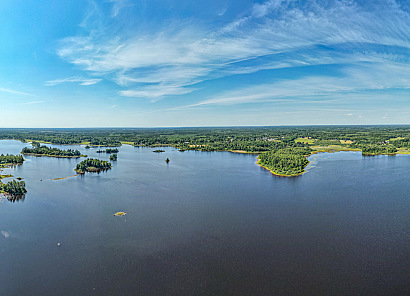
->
1, 124, 410, 130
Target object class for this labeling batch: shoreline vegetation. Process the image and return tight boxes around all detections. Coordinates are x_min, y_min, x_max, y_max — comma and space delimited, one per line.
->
1, 126, 410, 177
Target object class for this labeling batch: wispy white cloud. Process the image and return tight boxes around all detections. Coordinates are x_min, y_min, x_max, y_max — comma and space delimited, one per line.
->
18, 100, 47, 105
119, 84, 196, 101
252, 0, 285, 18
56, 0, 410, 99
0, 87, 34, 97
108, 0, 133, 17
178, 62, 410, 108
45, 76, 102, 86
218, 6, 228, 17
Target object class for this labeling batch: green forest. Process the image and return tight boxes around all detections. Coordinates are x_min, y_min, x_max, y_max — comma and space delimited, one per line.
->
258, 148, 311, 176
361, 145, 397, 155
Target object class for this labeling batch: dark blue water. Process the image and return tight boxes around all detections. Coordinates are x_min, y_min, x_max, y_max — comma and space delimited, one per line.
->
0, 140, 409, 295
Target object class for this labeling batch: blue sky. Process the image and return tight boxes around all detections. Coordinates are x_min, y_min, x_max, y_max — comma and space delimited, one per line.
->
0, 0, 409, 127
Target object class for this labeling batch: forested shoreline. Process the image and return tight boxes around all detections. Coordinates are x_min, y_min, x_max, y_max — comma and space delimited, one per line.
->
1, 126, 410, 176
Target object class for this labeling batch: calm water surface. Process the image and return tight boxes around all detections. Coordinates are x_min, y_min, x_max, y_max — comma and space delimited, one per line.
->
0, 140, 409, 295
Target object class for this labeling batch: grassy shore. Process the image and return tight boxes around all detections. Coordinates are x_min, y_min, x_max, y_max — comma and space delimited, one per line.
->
295, 137, 315, 144
229, 150, 262, 154
0, 174, 13, 180
311, 145, 361, 153
397, 148, 410, 154
52, 175, 78, 180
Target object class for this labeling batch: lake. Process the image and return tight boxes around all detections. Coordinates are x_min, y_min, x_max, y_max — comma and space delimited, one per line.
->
0, 140, 409, 295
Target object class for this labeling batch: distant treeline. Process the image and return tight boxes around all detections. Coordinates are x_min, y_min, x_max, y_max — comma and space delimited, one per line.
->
1, 126, 410, 150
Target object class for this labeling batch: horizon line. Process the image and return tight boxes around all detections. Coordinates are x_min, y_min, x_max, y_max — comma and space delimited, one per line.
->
1, 124, 410, 130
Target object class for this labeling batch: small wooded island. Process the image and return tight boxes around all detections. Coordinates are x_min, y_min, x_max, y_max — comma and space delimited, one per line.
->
0, 154, 27, 196
0, 154, 24, 166
22, 143, 86, 158
109, 154, 117, 161
75, 158, 112, 174
0, 179, 27, 196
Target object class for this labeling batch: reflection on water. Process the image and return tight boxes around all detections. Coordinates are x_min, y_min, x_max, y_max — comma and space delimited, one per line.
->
6, 194, 26, 203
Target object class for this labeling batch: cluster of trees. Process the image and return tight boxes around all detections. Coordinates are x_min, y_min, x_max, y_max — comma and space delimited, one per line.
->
258, 148, 311, 176
109, 154, 117, 161
21, 146, 84, 157
0, 154, 24, 165
0, 179, 27, 196
362, 145, 397, 155
388, 138, 410, 148
97, 148, 119, 154
75, 158, 112, 174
